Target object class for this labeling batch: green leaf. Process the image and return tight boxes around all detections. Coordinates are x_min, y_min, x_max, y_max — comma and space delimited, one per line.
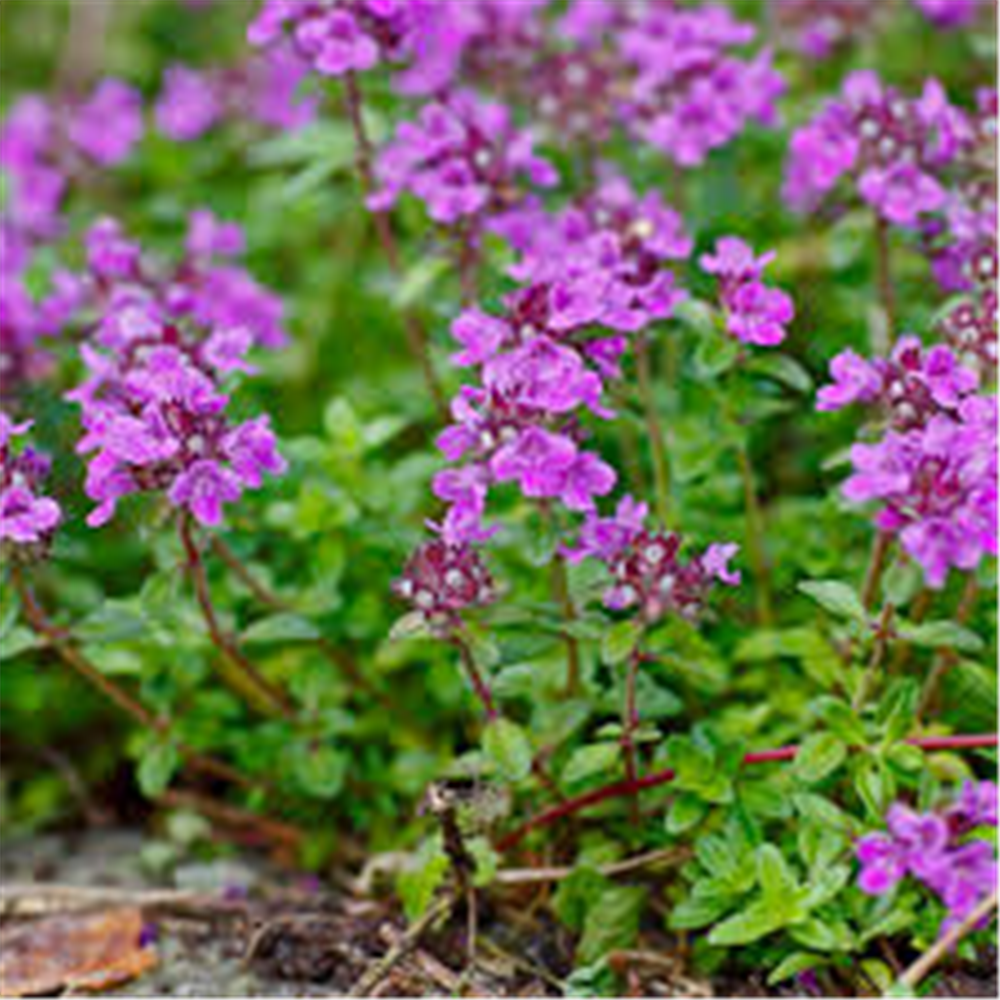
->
798, 580, 867, 623
468, 836, 500, 888
669, 894, 732, 930
747, 353, 813, 394
563, 743, 621, 786
398, 836, 449, 922
76, 601, 148, 645
896, 620, 984, 654
137, 742, 180, 798
757, 845, 799, 904
666, 793, 708, 834
789, 919, 844, 952
577, 886, 646, 965
600, 620, 643, 666
708, 899, 789, 946
292, 744, 347, 799
768, 952, 824, 985
855, 758, 896, 820
814, 697, 868, 745
242, 613, 321, 644
666, 736, 733, 804
794, 734, 847, 784
0, 625, 39, 661
483, 719, 533, 783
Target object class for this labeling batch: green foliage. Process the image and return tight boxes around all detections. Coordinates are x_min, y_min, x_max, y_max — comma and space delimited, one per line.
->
1, 0, 996, 992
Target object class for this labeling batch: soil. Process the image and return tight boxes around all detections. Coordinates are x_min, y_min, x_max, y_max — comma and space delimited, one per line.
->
1, 830, 996, 997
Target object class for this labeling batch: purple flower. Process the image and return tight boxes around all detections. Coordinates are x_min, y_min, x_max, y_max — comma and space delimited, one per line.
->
700, 237, 794, 347
912, 0, 982, 28
248, 0, 431, 79
562, 495, 648, 564
491, 427, 578, 499
449, 308, 509, 367
169, 459, 244, 526
393, 537, 497, 632
156, 66, 222, 141
66, 220, 288, 529
369, 93, 557, 230
817, 337, 979, 425
784, 72, 972, 230
841, 395, 996, 587
68, 79, 144, 167
0, 414, 61, 547
857, 784, 997, 934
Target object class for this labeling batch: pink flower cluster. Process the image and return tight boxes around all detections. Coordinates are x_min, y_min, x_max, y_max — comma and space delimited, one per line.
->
392, 537, 497, 631
771, 1, 883, 60
911, 0, 985, 29
857, 780, 997, 933
430, 173, 696, 548
563, 496, 740, 620
699, 237, 795, 347
368, 91, 558, 228
247, 0, 429, 77
66, 214, 287, 528
842, 394, 996, 589
818, 335, 979, 428
155, 47, 317, 142
0, 413, 61, 549
1, 81, 143, 243
784, 72, 972, 229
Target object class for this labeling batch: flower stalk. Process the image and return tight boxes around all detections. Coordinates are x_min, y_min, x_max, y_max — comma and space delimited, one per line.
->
11, 566, 263, 794
496, 733, 999, 850
179, 517, 296, 720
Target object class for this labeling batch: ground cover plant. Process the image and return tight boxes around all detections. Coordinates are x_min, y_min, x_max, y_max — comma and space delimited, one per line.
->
0, 0, 997, 996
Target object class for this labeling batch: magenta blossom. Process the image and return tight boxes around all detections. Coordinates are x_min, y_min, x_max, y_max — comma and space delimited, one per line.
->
817, 336, 979, 427
0, 414, 61, 548
700, 236, 794, 347
856, 782, 998, 934
842, 395, 997, 588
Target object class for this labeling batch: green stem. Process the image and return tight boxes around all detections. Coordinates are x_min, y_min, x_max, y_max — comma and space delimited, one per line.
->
874, 213, 897, 345
736, 443, 773, 626
853, 600, 896, 712
635, 333, 671, 526
918, 575, 979, 721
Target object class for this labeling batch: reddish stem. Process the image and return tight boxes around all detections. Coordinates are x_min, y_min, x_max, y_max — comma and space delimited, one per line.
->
179, 517, 295, 720
496, 733, 998, 851
453, 633, 498, 721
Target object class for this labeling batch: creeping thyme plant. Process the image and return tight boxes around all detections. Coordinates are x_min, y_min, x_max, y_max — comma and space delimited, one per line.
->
1, 0, 997, 994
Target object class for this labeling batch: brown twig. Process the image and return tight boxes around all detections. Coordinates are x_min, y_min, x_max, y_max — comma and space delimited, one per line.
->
10, 568, 263, 794
494, 846, 687, 885
897, 889, 998, 990
342, 71, 447, 418
348, 894, 456, 997
496, 734, 999, 850
179, 518, 296, 720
